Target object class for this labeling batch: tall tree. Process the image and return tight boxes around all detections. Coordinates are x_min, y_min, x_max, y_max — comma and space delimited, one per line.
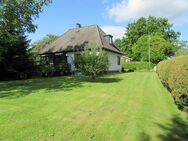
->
0, 0, 51, 34
0, 32, 34, 80
115, 16, 180, 58
0, 0, 51, 80
132, 33, 174, 64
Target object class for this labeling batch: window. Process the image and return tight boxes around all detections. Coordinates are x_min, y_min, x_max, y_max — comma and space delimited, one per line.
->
104, 35, 113, 45
117, 56, 120, 65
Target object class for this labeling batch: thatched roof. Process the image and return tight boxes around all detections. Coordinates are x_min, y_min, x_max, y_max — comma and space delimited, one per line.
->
39, 25, 124, 55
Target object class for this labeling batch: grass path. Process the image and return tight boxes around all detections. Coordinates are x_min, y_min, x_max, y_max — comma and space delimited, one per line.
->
0, 72, 188, 141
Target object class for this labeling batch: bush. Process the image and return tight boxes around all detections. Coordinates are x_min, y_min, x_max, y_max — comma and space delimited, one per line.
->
156, 60, 172, 87
77, 45, 108, 79
40, 61, 70, 77
157, 55, 188, 112
123, 61, 155, 71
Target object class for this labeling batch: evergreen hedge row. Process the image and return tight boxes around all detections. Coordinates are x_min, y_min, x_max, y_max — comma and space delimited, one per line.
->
157, 55, 188, 112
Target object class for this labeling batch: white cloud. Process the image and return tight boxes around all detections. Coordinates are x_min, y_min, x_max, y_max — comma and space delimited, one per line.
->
107, 0, 188, 25
101, 25, 125, 40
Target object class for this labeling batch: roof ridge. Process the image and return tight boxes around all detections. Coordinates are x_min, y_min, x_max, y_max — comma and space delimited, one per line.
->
97, 26, 124, 54
97, 26, 122, 52
40, 29, 72, 54
40, 24, 124, 55
68, 24, 97, 30
96, 25, 104, 48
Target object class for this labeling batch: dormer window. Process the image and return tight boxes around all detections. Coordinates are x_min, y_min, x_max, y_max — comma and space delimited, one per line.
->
104, 35, 113, 45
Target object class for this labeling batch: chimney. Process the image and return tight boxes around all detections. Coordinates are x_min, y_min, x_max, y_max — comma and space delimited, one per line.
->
76, 23, 81, 28
104, 35, 113, 44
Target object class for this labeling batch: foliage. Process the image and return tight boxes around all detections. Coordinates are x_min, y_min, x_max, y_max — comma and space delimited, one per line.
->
123, 61, 155, 71
30, 34, 59, 63
175, 48, 188, 56
115, 38, 128, 55
0, 0, 51, 80
0, 33, 35, 80
0, 0, 51, 35
132, 33, 175, 64
78, 44, 108, 79
115, 16, 180, 59
40, 62, 70, 77
1, 72, 188, 140
175, 40, 188, 56
157, 55, 188, 112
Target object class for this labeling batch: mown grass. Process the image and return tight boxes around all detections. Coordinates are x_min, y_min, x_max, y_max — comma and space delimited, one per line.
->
0, 72, 188, 141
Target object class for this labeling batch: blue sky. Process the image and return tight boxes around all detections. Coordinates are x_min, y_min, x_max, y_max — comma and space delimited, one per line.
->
28, 0, 188, 43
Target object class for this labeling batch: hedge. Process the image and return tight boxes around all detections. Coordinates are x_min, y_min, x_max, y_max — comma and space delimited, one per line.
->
157, 55, 188, 112
123, 61, 155, 71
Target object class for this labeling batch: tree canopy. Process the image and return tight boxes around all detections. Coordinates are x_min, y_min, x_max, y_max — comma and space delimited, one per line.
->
0, 0, 51, 80
30, 34, 59, 53
115, 16, 181, 63
132, 33, 174, 64
0, 0, 51, 34
30, 34, 59, 63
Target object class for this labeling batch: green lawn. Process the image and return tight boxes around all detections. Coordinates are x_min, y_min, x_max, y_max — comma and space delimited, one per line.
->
0, 72, 188, 141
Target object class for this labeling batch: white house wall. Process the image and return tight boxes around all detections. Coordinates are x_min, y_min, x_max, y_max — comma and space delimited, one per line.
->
66, 51, 121, 72
66, 52, 75, 72
107, 51, 121, 72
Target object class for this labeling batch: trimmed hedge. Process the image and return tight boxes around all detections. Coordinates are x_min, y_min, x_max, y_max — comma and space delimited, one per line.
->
123, 61, 155, 71
157, 55, 188, 112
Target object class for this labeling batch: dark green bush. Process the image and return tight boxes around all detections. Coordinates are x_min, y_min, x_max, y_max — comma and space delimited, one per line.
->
54, 62, 70, 76
123, 61, 155, 71
157, 55, 188, 112
40, 64, 55, 77
126, 69, 135, 72
40, 62, 70, 77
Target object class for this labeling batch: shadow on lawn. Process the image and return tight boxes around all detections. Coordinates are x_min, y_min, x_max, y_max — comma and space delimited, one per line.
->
0, 76, 83, 98
82, 77, 122, 83
0, 76, 122, 98
138, 114, 188, 141
157, 115, 188, 141
138, 132, 151, 141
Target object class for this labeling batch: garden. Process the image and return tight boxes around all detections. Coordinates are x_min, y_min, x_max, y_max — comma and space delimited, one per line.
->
0, 72, 188, 141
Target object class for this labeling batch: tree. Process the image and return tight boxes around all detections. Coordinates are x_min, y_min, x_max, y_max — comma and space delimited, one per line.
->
115, 16, 180, 58
0, 0, 51, 34
77, 44, 108, 79
175, 48, 188, 56
132, 33, 174, 64
0, 0, 51, 80
30, 34, 59, 63
0, 33, 34, 80
0, 0, 51, 56
175, 40, 188, 56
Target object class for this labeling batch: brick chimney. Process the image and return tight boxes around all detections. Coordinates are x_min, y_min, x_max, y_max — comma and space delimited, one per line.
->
76, 23, 81, 28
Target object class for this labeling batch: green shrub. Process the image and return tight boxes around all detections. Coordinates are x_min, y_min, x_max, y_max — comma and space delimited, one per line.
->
156, 60, 172, 87
40, 61, 70, 77
157, 55, 188, 112
54, 62, 70, 76
40, 64, 55, 77
77, 45, 108, 79
123, 61, 155, 71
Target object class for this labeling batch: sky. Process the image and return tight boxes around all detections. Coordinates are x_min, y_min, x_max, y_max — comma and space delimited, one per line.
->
28, 0, 188, 43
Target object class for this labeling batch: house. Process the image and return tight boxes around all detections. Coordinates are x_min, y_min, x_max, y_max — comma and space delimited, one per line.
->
39, 24, 124, 72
